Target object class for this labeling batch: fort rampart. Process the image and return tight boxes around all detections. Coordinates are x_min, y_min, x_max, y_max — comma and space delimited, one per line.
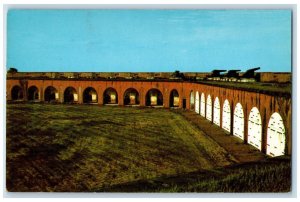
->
6, 74, 292, 157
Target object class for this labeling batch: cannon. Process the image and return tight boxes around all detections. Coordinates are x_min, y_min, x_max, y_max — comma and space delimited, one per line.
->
210, 69, 227, 77
220, 69, 241, 81
242, 67, 260, 78
206, 70, 227, 81
225, 70, 241, 78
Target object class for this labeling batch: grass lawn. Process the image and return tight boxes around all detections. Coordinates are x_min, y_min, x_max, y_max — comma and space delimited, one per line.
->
6, 104, 291, 192
199, 81, 291, 96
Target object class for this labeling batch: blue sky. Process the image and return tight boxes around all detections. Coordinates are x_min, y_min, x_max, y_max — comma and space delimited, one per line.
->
7, 10, 291, 72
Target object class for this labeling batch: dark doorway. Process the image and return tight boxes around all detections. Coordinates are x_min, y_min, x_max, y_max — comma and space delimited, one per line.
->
182, 99, 186, 109
169, 89, 179, 107
44, 86, 58, 102
103, 88, 118, 104
11, 86, 23, 100
64, 87, 78, 103
28, 86, 39, 101
124, 88, 140, 105
83, 87, 98, 104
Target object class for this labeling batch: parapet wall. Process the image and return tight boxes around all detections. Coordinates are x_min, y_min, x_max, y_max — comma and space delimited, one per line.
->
6, 72, 292, 83
259, 72, 292, 83
6, 72, 210, 79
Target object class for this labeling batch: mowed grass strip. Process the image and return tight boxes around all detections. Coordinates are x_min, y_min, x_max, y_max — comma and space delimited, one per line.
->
6, 104, 235, 192
104, 157, 290, 192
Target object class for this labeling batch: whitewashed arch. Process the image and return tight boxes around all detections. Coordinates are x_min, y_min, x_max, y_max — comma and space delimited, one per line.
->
190, 91, 195, 110
222, 99, 231, 132
206, 95, 212, 121
195, 91, 200, 114
248, 107, 262, 151
233, 103, 244, 140
266, 112, 286, 157
200, 93, 205, 117
213, 97, 220, 126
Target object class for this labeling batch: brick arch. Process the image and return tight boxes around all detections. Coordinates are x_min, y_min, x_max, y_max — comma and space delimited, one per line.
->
233, 102, 245, 140
195, 91, 200, 114
222, 99, 231, 133
266, 112, 286, 157
27, 85, 39, 101
83, 87, 98, 104
190, 90, 195, 110
63, 86, 78, 103
103, 87, 118, 105
169, 89, 180, 107
145, 88, 163, 106
44, 86, 59, 102
213, 96, 221, 126
248, 106, 262, 151
206, 94, 212, 121
200, 92, 205, 117
11, 85, 24, 101
123, 88, 140, 105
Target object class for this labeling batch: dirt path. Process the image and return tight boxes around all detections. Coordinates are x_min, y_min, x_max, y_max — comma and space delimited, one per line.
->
176, 110, 266, 163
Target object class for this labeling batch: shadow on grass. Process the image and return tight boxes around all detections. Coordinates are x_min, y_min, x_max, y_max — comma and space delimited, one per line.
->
98, 157, 291, 193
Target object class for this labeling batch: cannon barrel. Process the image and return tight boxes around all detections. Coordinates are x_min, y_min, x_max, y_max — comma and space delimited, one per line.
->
227, 70, 241, 73
210, 70, 227, 77
242, 67, 260, 78
247, 67, 260, 72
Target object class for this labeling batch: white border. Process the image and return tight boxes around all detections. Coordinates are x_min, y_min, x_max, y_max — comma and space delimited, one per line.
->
1, 1, 298, 201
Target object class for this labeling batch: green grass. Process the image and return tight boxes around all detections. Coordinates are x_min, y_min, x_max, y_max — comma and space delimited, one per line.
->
199, 81, 291, 96
104, 157, 291, 192
6, 104, 235, 192
6, 104, 291, 192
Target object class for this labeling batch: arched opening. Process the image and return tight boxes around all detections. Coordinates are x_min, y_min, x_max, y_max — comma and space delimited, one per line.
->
200, 93, 206, 117
64, 87, 78, 103
83, 87, 98, 104
190, 91, 195, 110
103, 88, 118, 104
206, 94, 212, 121
28, 86, 39, 101
248, 107, 262, 150
195, 91, 200, 114
124, 88, 140, 105
222, 99, 231, 133
233, 103, 244, 140
146, 89, 163, 106
44, 86, 59, 102
266, 112, 286, 157
169, 89, 179, 107
11, 86, 24, 100
213, 97, 220, 126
